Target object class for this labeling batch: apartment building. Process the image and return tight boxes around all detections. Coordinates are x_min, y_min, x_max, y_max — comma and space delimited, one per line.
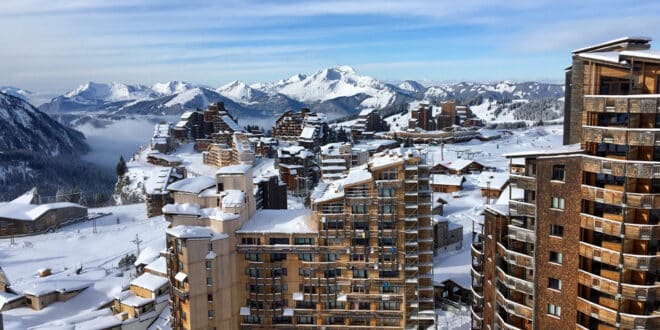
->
471, 36, 660, 330
165, 148, 436, 329
409, 102, 436, 131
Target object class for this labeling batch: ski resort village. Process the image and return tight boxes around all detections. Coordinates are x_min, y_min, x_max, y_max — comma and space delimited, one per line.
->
0, 34, 659, 330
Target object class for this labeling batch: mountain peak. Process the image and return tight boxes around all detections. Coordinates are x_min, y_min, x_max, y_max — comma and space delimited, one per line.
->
332, 65, 357, 74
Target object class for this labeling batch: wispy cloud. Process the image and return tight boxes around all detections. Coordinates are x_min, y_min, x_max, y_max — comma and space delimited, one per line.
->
0, 0, 657, 93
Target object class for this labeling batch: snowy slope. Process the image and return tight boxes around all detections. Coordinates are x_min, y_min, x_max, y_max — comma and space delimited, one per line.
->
216, 80, 268, 104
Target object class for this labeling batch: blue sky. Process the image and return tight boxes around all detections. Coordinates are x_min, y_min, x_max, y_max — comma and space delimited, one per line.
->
1, 0, 658, 94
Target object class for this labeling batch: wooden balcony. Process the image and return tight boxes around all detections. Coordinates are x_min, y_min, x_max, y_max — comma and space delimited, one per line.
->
582, 126, 660, 147
622, 253, 658, 272
578, 270, 619, 297
495, 313, 523, 330
471, 242, 484, 258
507, 225, 536, 244
509, 174, 536, 191
497, 242, 534, 269
576, 297, 617, 327
495, 290, 533, 320
582, 155, 660, 179
579, 241, 620, 267
619, 311, 660, 329
581, 185, 624, 206
509, 200, 535, 218
584, 95, 660, 114
580, 213, 622, 237
496, 266, 534, 295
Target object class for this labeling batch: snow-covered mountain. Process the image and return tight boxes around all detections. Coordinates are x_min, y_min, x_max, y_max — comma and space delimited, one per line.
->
0, 92, 114, 201
37, 68, 563, 123
0, 92, 88, 156
0, 86, 32, 101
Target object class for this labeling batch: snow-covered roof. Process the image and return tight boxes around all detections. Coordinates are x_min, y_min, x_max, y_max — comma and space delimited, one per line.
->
221, 190, 245, 207
217, 164, 252, 175
358, 108, 375, 117
167, 225, 229, 240
620, 49, 660, 61
0, 290, 23, 310
578, 51, 623, 64
133, 245, 160, 266
29, 309, 123, 330
11, 188, 38, 204
162, 203, 240, 221
167, 176, 216, 194
145, 257, 167, 275
312, 165, 373, 203
144, 167, 174, 195
485, 204, 509, 216
116, 290, 153, 307
572, 36, 651, 53
130, 272, 168, 292
502, 143, 582, 158
300, 126, 317, 139
147, 152, 183, 163
477, 171, 509, 190
153, 123, 171, 138
0, 201, 85, 222
510, 157, 526, 166
220, 115, 242, 132
431, 174, 465, 187
237, 209, 315, 234
436, 158, 481, 171
23, 278, 92, 296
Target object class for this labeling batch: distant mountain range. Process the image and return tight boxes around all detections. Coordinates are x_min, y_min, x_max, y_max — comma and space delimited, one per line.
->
28, 66, 563, 122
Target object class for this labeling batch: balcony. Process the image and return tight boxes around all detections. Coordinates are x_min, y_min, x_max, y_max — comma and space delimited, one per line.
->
576, 297, 618, 327
583, 95, 660, 114
582, 126, 660, 147
495, 290, 533, 320
582, 155, 660, 179
495, 313, 523, 330
622, 253, 658, 272
619, 311, 660, 329
471, 242, 484, 258
509, 200, 535, 218
509, 174, 536, 191
578, 241, 620, 267
496, 266, 534, 295
581, 185, 624, 206
497, 242, 534, 269
507, 225, 535, 244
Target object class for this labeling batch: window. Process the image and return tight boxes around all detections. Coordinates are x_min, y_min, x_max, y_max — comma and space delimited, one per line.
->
351, 204, 368, 214
246, 268, 261, 277
298, 253, 313, 261
379, 204, 395, 214
207, 294, 213, 302
353, 269, 368, 278
551, 165, 565, 181
241, 237, 261, 245
299, 268, 312, 277
271, 253, 287, 261
379, 301, 400, 310
208, 310, 214, 318
548, 278, 562, 291
297, 316, 314, 324
207, 277, 212, 286
550, 224, 564, 237
176, 239, 183, 254
182, 311, 187, 320
294, 237, 313, 245
549, 251, 563, 264
323, 253, 339, 262
379, 188, 395, 197
207, 243, 213, 251
245, 253, 261, 261
205, 261, 212, 269
245, 315, 261, 324
551, 197, 565, 210
270, 237, 289, 245
547, 304, 561, 317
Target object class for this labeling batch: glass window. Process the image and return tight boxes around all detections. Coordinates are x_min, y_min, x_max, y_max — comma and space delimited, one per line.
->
549, 251, 563, 264
547, 304, 561, 317
550, 224, 564, 237
551, 165, 565, 181
548, 278, 562, 291
551, 197, 565, 210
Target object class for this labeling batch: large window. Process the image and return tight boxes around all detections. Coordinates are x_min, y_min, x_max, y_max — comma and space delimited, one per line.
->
550, 224, 564, 237
379, 188, 395, 197
298, 253, 313, 261
294, 237, 313, 245
351, 204, 368, 214
551, 165, 565, 181
548, 278, 562, 291
549, 251, 563, 264
547, 304, 561, 317
245, 253, 261, 262
551, 197, 565, 210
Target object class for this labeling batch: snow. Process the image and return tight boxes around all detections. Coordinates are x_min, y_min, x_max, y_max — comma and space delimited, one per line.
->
145, 257, 167, 275
130, 272, 168, 292
217, 164, 252, 175
174, 272, 187, 282
133, 245, 161, 267
216, 80, 266, 104
476, 171, 509, 190
431, 174, 465, 187
620, 49, 660, 61
572, 36, 651, 53
152, 81, 193, 95
167, 225, 229, 240
164, 87, 207, 108
578, 51, 622, 64
116, 290, 153, 307
29, 308, 123, 330
221, 190, 245, 207
502, 142, 581, 158
0, 204, 167, 329
0, 201, 84, 222
237, 209, 315, 234
167, 176, 216, 194
300, 126, 317, 139
220, 115, 242, 132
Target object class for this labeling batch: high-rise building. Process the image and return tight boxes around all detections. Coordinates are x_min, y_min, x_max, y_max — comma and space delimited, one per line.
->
471, 36, 660, 330
165, 148, 436, 329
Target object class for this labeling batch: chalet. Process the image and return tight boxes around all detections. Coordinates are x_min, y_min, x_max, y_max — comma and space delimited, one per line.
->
0, 189, 87, 237
435, 279, 471, 305
476, 171, 509, 199
150, 123, 176, 153
113, 271, 169, 320
431, 159, 484, 175
0, 267, 24, 312
22, 272, 92, 311
430, 174, 465, 193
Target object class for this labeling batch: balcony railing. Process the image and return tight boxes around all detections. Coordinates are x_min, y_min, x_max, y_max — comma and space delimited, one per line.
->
582, 155, 660, 179
509, 200, 535, 218
580, 213, 660, 240
496, 266, 534, 295
584, 95, 660, 114
495, 290, 533, 320
509, 174, 536, 191
507, 225, 535, 244
578, 241, 621, 267
496, 242, 534, 269
582, 125, 660, 147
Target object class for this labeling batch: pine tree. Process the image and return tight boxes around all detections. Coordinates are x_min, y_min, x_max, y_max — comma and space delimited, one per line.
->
116, 156, 128, 177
